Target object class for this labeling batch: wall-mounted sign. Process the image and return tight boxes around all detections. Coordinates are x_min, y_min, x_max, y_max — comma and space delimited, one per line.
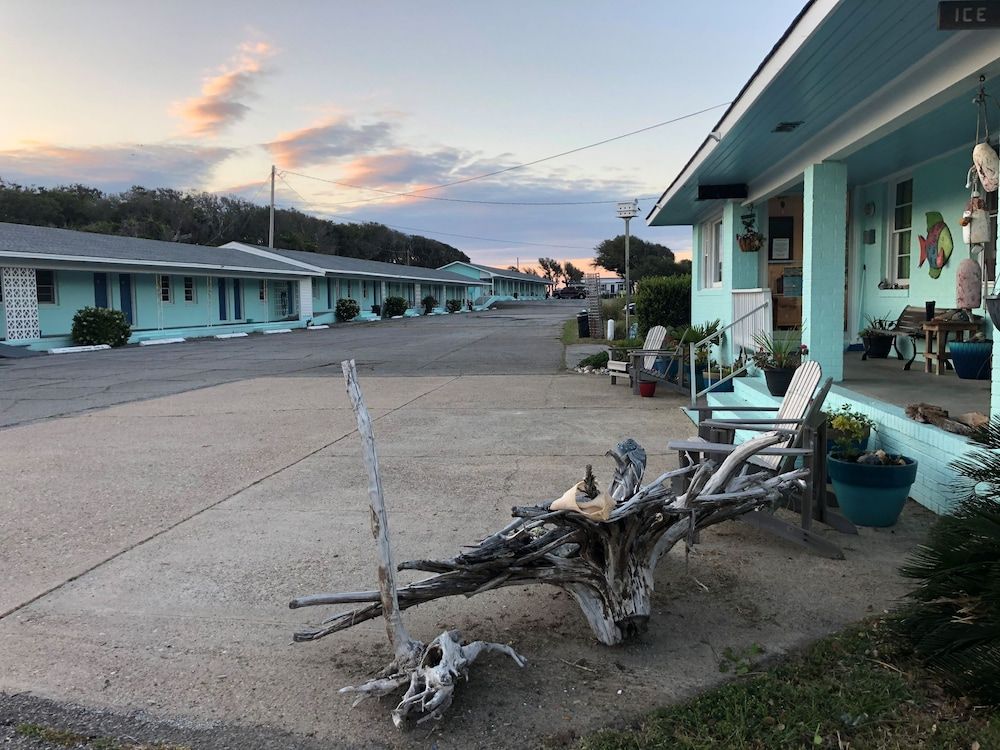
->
938, 1, 1000, 29
768, 216, 794, 263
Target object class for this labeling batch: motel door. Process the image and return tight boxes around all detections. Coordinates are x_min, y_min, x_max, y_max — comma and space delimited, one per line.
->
119, 274, 134, 324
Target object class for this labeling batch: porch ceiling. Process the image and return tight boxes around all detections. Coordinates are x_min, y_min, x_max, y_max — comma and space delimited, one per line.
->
648, 0, 1000, 227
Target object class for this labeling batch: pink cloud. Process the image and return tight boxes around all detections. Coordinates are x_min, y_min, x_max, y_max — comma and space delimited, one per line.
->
265, 118, 393, 168
0, 142, 234, 190
174, 41, 274, 137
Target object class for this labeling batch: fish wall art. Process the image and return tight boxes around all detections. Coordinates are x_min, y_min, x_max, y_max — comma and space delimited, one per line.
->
918, 211, 953, 279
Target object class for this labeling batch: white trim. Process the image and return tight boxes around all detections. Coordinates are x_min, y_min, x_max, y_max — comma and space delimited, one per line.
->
747, 31, 1000, 204
648, 0, 841, 223
0, 251, 316, 277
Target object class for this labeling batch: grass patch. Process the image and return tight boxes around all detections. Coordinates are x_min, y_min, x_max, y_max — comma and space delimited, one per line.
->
561, 319, 580, 345
15, 723, 191, 750
575, 620, 1000, 750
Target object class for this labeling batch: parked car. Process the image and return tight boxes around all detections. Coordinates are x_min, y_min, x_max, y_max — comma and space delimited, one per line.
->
553, 284, 587, 299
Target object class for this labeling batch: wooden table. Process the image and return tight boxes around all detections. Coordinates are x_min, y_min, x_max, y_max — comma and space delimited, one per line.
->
922, 320, 982, 374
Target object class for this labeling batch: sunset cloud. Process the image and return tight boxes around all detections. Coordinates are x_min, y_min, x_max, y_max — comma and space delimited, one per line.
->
265, 118, 393, 168
175, 41, 274, 137
0, 142, 234, 191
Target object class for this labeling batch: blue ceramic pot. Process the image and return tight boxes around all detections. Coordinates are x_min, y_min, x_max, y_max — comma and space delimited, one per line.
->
827, 455, 917, 527
948, 340, 992, 380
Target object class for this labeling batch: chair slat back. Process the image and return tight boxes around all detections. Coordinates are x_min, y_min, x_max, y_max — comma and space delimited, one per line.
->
642, 325, 667, 371
756, 360, 822, 471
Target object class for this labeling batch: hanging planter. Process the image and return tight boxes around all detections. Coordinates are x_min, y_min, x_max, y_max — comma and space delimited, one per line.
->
736, 209, 764, 252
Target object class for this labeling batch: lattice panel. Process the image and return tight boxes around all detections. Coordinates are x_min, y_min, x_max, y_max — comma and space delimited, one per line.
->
1, 267, 41, 341
586, 273, 602, 339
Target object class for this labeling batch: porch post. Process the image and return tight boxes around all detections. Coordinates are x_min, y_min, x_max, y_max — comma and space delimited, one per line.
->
802, 161, 848, 382
724, 201, 757, 290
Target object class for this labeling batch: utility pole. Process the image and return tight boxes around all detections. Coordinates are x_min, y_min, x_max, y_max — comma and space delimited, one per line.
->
617, 200, 640, 336
268, 164, 276, 249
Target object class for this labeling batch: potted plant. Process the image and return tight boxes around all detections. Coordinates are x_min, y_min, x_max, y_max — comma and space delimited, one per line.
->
949, 335, 992, 380
751, 330, 808, 396
825, 404, 874, 455
736, 211, 764, 252
827, 437, 918, 527
859, 314, 895, 359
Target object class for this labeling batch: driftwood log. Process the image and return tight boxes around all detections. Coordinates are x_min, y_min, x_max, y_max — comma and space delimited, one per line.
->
324, 360, 525, 728
291, 400, 807, 647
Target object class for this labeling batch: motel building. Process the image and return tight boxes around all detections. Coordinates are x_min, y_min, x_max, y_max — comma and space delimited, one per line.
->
0, 222, 483, 350
438, 261, 553, 300
647, 0, 1000, 513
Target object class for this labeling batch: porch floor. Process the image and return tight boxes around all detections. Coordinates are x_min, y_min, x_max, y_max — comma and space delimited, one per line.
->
841, 350, 990, 418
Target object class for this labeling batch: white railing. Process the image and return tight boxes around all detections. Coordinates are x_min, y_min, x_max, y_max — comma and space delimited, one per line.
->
689, 298, 771, 407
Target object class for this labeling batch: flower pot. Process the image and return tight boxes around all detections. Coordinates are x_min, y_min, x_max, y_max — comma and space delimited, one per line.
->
986, 296, 1000, 329
949, 340, 992, 380
763, 367, 796, 397
827, 455, 917, 527
700, 371, 734, 393
862, 334, 893, 359
638, 381, 656, 397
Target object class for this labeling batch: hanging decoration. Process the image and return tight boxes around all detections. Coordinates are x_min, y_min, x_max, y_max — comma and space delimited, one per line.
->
918, 211, 954, 279
736, 208, 764, 252
961, 77, 998, 310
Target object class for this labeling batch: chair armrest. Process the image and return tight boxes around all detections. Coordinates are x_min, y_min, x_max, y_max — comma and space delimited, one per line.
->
700, 418, 805, 426
668, 439, 810, 456
694, 406, 780, 415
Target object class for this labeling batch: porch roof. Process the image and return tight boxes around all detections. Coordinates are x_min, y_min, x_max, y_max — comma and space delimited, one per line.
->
648, 0, 1000, 227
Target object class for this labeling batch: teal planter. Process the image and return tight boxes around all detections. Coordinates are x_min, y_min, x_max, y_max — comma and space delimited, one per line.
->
948, 340, 991, 380
827, 455, 917, 527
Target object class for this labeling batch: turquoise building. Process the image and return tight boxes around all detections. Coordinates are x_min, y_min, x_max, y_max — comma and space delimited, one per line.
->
0, 222, 483, 349
646, 0, 1000, 513
438, 261, 552, 300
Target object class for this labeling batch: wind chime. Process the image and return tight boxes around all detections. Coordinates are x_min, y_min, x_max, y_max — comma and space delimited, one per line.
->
958, 76, 1000, 315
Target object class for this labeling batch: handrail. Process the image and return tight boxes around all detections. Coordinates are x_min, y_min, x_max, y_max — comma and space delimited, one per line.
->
689, 300, 770, 407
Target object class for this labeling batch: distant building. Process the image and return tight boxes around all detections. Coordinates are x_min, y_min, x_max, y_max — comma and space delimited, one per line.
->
437, 261, 553, 300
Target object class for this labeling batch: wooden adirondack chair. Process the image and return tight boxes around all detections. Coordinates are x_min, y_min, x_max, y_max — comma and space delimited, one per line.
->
668, 362, 857, 559
608, 325, 668, 385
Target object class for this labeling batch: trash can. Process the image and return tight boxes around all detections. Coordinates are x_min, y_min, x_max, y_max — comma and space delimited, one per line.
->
577, 310, 590, 339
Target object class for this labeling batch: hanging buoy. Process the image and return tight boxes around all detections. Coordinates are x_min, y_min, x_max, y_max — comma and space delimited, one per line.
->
973, 142, 999, 192
961, 193, 991, 245
956, 257, 983, 310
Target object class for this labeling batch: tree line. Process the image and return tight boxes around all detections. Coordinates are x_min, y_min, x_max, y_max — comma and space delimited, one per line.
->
0, 181, 470, 268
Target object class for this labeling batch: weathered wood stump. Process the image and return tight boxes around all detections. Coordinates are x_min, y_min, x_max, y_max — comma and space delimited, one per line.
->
292, 423, 805, 646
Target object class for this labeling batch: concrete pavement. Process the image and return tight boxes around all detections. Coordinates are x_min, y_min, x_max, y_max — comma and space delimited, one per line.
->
0, 303, 935, 749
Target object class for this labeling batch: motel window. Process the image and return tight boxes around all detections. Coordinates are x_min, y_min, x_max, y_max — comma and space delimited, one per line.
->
36, 270, 56, 303
159, 275, 172, 302
183, 276, 195, 302
888, 178, 912, 286
701, 219, 723, 289
258, 280, 266, 301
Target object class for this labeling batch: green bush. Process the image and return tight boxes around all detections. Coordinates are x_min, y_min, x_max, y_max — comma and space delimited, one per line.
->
70, 306, 130, 347
601, 297, 626, 322
635, 274, 691, 336
446, 299, 463, 313
578, 351, 610, 368
894, 418, 1000, 704
422, 294, 438, 314
382, 296, 407, 318
335, 297, 360, 322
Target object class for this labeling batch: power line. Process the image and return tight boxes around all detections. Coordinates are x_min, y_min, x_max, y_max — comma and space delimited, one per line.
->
275, 173, 593, 251
282, 169, 658, 207
277, 101, 729, 205
399, 101, 730, 194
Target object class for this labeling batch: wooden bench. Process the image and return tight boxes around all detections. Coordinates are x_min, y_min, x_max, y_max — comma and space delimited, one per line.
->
864, 305, 958, 370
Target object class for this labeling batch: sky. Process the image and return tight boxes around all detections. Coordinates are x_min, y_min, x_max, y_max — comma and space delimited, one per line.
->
0, 0, 805, 273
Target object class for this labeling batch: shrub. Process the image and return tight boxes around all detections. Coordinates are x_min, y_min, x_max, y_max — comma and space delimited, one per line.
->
894, 418, 1000, 704
635, 274, 691, 336
601, 297, 625, 322
446, 299, 462, 313
577, 351, 609, 368
70, 306, 130, 347
422, 295, 438, 314
382, 296, 407, 318
335, 297, 360, 322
